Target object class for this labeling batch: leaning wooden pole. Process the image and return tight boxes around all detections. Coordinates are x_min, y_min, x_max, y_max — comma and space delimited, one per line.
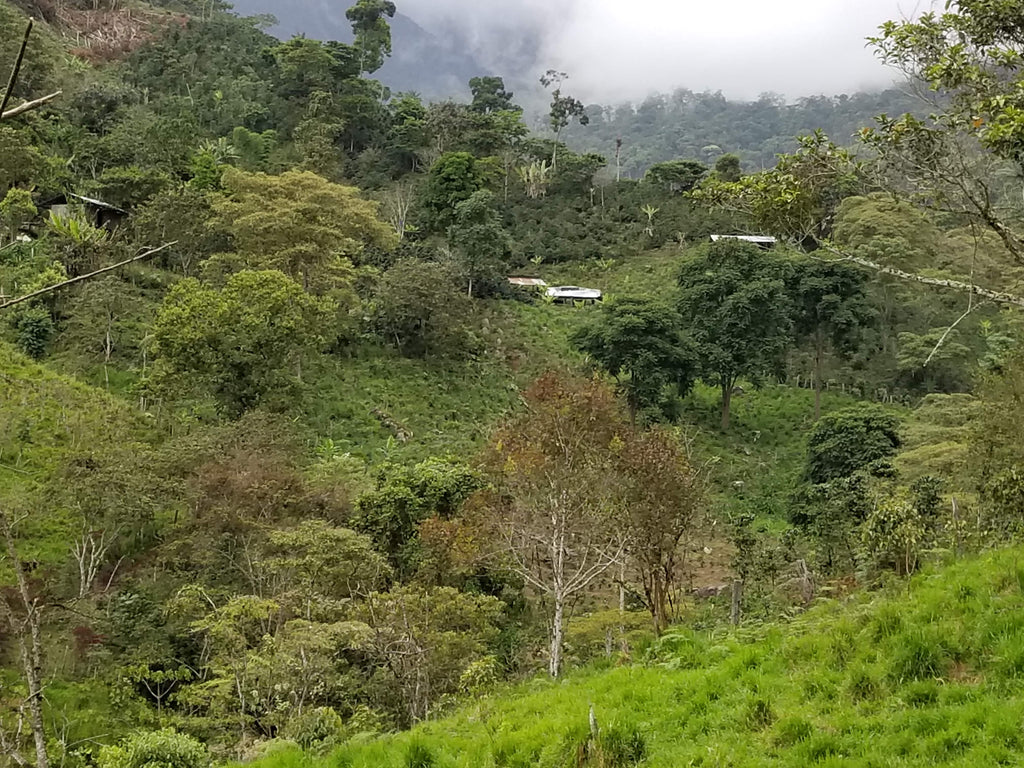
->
0, 19, 33, 120
0, 242, 177, 311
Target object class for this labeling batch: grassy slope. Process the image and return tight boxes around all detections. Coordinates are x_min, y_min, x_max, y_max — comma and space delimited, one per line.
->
255, 548, 1024, 768
0, 342, 152, 561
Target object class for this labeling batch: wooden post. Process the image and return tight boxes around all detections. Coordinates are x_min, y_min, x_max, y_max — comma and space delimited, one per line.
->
0, 19, 33, 119
730, 580, 742, 627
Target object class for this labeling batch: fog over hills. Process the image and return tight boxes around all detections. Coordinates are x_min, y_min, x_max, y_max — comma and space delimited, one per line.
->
228, 0, 920, 103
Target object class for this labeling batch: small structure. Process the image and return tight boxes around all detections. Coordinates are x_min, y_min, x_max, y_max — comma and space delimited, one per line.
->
710, 234, 777, 250
508, 277, 549, 290
43, 193, 128, 231
546, 285, 603, 305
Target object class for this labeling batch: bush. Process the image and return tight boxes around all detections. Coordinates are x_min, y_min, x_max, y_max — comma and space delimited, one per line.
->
404, 742, 435, 768
889, 628, 949, 682
281, 707, 344, 753
97, 730, 209, 768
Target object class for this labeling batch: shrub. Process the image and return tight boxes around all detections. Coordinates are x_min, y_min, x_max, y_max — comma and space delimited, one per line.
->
97, 730, 209, 768
281, 707, 344, 753
888, 628, 949, 682
404, 741, 435, 768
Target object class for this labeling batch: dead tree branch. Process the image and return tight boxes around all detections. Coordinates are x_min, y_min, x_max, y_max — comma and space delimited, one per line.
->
2, 91, 62, 121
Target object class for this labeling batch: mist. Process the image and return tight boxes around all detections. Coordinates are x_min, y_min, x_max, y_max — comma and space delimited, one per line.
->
396, 0, 929, 102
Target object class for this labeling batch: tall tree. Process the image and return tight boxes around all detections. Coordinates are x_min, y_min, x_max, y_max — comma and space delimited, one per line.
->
152, 270, 333, 415
346, 0, 397, 74
449, 190, 513, 298
484, 373, 627, 678
210, 168, 395, 294
789, 259, 874, 420
572, 297, 697, 422
677, 239, 793, 430
540, 70, 589, 171
468, 76, 517, 114
617, 428, 705, 635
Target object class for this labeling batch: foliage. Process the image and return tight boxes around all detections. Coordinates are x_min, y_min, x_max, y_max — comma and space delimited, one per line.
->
0, 188, 36, 243
97, 729, 209, 768
152, 269, 333, 414
354, 458, 485, 580
371, 260, 477, 358
677, 239, 794, 428
805, 404, 902, 485
420, 152, 487, 231
572, 297, 697, 421
209, 168, 395, 295
354, 586, 503, 725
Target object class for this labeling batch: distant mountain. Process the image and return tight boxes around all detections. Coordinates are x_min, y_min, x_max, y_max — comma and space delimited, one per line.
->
227, 0, 491, 99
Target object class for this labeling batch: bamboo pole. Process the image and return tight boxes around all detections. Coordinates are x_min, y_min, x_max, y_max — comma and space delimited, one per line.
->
0, 242, 176, 311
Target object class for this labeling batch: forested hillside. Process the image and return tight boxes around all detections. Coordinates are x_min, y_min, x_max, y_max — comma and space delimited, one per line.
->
3, 1, 1024, 767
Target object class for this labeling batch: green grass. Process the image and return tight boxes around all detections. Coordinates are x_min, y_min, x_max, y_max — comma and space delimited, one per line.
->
247, 547, 1024, 767
0, 342, 152, 562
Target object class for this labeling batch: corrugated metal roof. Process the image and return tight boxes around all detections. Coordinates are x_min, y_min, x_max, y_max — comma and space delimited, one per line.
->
70, 194, 127, 214
547, 286, 603, 300
710, 234, 777, 244
508, 277, 549, 287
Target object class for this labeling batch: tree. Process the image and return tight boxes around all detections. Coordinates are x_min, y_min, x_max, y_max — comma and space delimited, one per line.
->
421, 152, 486, 231
210, 168, 395, 294
262, 521, 390, 619
346, 0, 397, 74
152, 270, 333, 415
713, 153, 742, 182
449, 190, 512, 298
789, 259, 874, 419
617, 428, 705, 634
373, 260, 477, 358
468, 76, 517, 114
805, 404, 902, 485
0, 187, 34, 244
572, 297, 697, 422
133, 185, 224, 277
866, 3, 1024, 267
540, 70, 589, 171
353, 458, 485, 580
484, 373, 627, 678
644, 159, 708, 193
677, 239, 794, 429
355, 586, 502, 725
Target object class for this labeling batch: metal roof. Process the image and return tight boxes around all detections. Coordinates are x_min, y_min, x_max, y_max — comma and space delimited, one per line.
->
508, 277, 549, 287
710, 235, 777, 244
547, 285, 603, 300
70, 194, 127, 214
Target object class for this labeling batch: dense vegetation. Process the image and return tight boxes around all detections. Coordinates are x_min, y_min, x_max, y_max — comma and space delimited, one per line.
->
3, 1, 1024, 766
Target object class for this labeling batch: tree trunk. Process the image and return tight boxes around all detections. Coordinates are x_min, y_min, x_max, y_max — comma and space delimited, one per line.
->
814, 331, 823, 422
0, 510, 50, 768
549, 591, 564, 678
730, 580, 742, 626
721, 380, 733, 431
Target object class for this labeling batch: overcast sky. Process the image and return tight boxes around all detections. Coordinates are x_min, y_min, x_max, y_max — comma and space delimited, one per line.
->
397, 0, 932, 101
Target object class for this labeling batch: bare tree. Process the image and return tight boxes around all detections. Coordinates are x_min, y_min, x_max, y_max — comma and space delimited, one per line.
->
381, 182, 414, 241
484, 373, 627, 678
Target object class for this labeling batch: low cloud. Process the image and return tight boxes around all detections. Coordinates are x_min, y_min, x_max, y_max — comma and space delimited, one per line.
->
399, 0, 929, 101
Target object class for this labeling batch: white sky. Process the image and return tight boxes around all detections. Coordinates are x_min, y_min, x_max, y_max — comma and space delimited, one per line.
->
399, 0, 935, 101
